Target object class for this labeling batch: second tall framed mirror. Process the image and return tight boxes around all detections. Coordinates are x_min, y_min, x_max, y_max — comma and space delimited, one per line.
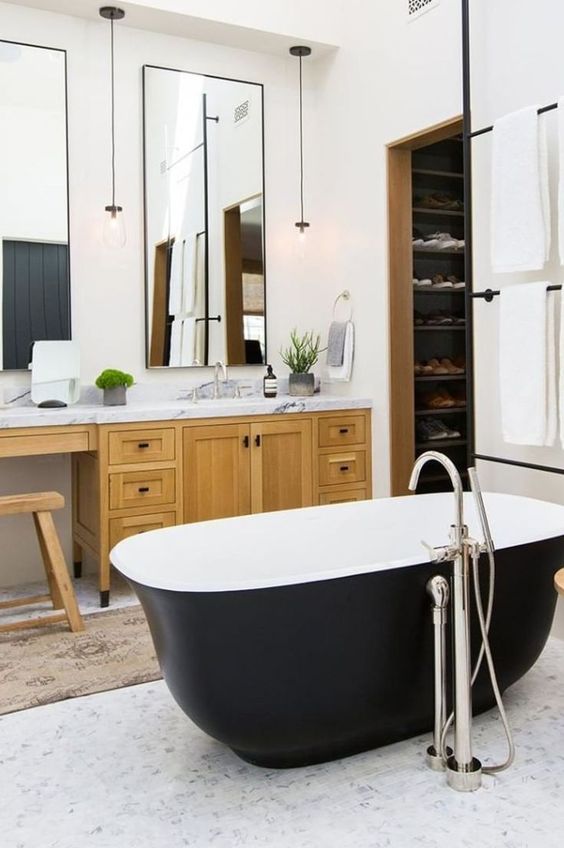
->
143, 65, 266, 368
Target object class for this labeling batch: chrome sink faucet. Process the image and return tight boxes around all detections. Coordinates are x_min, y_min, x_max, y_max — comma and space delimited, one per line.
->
213, 361, 228, 399
409, 450, 482, 792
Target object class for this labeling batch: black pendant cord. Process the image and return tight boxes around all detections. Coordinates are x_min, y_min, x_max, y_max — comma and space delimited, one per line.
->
110, 15, 116, 208
298, 54, 305, 225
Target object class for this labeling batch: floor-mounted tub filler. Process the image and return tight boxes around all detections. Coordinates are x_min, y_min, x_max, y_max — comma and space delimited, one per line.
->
111, 457, 564, 788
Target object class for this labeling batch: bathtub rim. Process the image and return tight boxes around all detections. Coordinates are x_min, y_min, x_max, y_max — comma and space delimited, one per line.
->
110, 492, 564, 594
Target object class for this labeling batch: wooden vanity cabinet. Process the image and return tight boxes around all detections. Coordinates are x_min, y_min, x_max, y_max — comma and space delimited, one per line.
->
183, 418, 313, 523
69, 408, 371, 605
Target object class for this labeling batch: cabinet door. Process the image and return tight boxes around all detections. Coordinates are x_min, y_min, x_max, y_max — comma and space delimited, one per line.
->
183, 424, 251, 523
250, 419, 313, 514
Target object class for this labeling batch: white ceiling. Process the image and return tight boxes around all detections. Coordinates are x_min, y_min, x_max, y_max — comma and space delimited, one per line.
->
7, 0, 338, 57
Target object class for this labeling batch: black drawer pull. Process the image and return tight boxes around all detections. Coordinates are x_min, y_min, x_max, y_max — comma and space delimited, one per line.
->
138, 486, 150, 493
242, 435, 250, 448
255, 434, 261, 447
340, 465, 350, 472
138, 442, 150, 448
339, 428, 349, 434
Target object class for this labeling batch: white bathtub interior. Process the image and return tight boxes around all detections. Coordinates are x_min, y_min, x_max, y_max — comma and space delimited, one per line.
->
111, 493, 564, 593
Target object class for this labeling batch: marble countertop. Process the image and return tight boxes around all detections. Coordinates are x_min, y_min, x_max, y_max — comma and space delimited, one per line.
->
0, 394, 372, 430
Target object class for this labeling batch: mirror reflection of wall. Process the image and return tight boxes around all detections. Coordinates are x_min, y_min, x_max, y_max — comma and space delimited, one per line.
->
143, 66, 266, 368
0, 40, 70, 371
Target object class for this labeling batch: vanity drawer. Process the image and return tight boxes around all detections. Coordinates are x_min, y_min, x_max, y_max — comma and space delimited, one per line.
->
318, 415, 366, 448
318, 450, 366, 487
319, 487, 369, 505
109, 469, 176, 511
108, 428, 175, 466
109, 511, 176, 549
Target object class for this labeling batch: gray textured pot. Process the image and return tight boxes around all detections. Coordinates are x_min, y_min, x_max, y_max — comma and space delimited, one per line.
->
288, 372, 315, 397
103, 386, 127, 406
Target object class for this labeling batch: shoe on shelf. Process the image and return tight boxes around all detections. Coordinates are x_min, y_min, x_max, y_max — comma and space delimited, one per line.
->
439, 358, 465, 375
417, 418, 450, 442
431, 274, 454, 288
447, 275, 466, 289
427, 358, 450, 375
414, 360, 434, 375
413, 277, 433, 288
420, 389, 456, 409
426, 312, 454, 325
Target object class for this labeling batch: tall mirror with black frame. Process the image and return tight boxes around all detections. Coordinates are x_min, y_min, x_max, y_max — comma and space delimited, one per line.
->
143, 65, 266, 368
0, 40, 70, 371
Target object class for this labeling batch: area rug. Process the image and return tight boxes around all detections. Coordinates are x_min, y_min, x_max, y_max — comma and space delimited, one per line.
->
0, 606, 161, 716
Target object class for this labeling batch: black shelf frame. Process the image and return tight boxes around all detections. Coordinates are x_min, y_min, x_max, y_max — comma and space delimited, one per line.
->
415, 373, 467, 382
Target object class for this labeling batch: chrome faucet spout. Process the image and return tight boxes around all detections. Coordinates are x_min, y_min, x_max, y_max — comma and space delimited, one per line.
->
213, 361, 228, 399
408, 450, 464, 529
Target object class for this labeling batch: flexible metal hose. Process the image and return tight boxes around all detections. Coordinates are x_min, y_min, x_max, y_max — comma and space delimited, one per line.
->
439, 547, 515, 772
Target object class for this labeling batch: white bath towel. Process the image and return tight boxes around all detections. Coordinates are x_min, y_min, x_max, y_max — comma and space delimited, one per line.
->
180, 317, 196, 366
545, 289, 558, 447
499, 282, 550, 446
559, 290, 564, 447
168, 232, 198, 315
168, 318, 183, 367
558, 97, 564, 265
491, 106, 550, 273
326, 321, 354, 382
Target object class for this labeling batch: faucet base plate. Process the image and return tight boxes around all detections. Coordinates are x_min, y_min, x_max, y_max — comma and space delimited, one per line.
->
426, 745, 453, 771
445, 755, 482, 791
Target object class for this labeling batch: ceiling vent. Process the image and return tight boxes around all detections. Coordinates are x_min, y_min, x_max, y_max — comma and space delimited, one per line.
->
408, 0, 440, 21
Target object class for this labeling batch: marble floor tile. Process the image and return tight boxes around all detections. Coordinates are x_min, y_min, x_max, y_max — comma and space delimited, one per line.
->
1, 640, 564, 847
0, 572, 138, 626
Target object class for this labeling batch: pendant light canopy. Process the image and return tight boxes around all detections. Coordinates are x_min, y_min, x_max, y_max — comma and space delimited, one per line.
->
289, 45, 312, 238
100, 6, 126, 248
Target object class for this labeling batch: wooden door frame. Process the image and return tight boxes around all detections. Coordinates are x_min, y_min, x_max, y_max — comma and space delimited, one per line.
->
387, 116, 463, 496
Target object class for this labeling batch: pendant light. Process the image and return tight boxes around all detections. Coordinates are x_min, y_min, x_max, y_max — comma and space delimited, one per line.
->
289, 45, 312, 238
100, 6, 126, 248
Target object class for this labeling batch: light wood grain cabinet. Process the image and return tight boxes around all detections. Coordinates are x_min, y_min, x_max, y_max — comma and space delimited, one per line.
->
183, 424, 251, 523
183, 418, 313, 522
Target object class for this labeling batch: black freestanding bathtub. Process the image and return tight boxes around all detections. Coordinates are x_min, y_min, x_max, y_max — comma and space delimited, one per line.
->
111, 492, 564, 768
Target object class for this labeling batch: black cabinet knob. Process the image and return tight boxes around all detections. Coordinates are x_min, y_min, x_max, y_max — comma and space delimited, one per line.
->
138, 486, 150, 493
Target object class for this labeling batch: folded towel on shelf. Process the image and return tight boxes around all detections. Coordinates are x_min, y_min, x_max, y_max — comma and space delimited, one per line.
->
326, 321, 354, 382
168, 318, 183, 367
326, 321, 348, 366
491, 106, 550, 273
499, 282, 553, 446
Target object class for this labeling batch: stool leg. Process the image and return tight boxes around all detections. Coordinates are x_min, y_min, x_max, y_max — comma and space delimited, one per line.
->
34, 511, 84, 633
34, 514, 64, 611
73, 540, 83, 579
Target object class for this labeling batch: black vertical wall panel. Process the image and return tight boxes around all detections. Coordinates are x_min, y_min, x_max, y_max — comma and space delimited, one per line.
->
2, 240, 70, 369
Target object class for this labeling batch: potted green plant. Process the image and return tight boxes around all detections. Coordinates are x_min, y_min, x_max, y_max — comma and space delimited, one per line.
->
95, 369, 134, 406
280, 329, 323, 397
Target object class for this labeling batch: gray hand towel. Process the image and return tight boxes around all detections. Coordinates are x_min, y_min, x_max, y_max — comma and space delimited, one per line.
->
327, 321, 348, 367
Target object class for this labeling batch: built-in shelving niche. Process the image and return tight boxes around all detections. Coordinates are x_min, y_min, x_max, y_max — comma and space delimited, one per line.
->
388, 118, 471, 495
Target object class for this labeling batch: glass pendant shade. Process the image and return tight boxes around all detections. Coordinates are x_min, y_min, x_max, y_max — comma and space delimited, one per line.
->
103, 204, 126, 248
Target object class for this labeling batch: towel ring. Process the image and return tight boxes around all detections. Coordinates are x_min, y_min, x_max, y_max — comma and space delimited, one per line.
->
332, 290, 353, 322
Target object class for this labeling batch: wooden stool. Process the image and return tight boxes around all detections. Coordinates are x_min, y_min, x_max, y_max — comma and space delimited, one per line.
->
0, 492, 84, 633
555, 569, 564, 596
